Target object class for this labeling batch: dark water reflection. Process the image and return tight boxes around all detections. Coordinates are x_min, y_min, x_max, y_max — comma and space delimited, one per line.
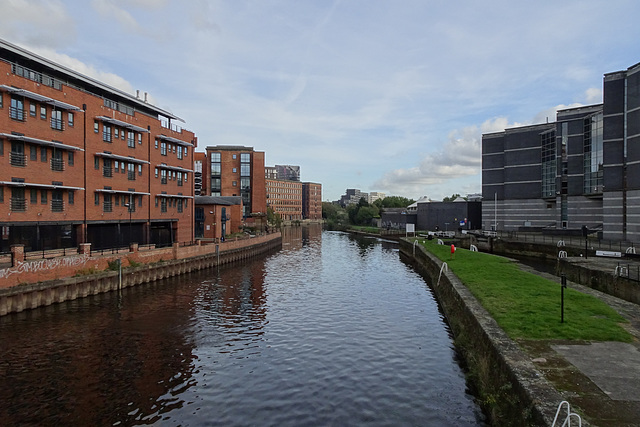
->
0, 225, 485, 426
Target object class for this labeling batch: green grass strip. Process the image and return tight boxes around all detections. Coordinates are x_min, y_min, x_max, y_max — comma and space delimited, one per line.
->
418, 240, 632, 342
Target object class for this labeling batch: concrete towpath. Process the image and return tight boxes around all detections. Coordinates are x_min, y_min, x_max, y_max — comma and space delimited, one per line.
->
517, 257, 640, 426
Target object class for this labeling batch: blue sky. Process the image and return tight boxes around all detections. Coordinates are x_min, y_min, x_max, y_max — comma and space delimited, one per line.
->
2, 0, 640, 202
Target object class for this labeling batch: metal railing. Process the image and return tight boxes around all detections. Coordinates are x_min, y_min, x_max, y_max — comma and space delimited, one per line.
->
10, 197, 26, 212
491, 230, 635, 253
25, 247, 78, 260
10, 152, 26, 167
50, 158, 65, 171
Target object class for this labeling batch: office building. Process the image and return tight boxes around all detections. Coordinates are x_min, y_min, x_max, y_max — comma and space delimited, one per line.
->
482, 61, 640, 242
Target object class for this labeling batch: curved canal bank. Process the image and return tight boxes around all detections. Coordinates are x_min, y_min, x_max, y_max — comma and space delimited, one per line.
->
399, 238, 563, 426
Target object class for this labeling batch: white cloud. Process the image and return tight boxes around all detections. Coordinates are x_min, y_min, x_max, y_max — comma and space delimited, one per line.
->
0, 0, 76, 48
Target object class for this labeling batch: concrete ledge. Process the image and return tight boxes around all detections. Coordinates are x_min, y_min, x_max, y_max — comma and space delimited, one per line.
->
399, 239, 563, 426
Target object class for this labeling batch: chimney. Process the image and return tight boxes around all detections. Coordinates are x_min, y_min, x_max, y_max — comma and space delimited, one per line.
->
144, 92, 148, 102
136, 89, 140, 98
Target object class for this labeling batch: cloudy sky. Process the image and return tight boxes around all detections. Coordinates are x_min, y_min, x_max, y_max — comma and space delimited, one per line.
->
2, 0, 640, 201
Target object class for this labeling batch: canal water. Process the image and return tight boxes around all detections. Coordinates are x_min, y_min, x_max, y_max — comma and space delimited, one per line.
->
0, 227, 485, 426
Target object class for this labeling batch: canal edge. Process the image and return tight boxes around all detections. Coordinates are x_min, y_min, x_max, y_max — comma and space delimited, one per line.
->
399, 238, 562, 426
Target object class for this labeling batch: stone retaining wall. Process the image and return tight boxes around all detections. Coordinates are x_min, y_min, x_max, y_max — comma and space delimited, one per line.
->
0, 234, 281, 316
399, 239, 562, 426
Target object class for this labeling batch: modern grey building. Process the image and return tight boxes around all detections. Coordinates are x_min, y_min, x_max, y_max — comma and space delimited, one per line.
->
482, 61, 640, 242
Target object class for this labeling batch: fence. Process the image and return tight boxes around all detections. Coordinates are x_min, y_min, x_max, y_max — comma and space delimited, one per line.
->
495, 230, 635, 253
25, 247, 78, 261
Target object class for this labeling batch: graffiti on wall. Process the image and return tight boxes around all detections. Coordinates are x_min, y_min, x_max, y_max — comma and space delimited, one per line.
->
0, 254, 91, 279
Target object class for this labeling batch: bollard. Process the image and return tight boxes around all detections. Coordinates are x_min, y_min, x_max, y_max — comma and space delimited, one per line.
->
561, 274, 567, 323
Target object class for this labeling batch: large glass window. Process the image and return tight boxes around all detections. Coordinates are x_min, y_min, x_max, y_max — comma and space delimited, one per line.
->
584, 113, 603, 194
51, 110, 63, 130
541, 130, 556, 198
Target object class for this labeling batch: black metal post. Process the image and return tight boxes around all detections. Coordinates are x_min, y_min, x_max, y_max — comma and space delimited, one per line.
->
561, 274, 566, 323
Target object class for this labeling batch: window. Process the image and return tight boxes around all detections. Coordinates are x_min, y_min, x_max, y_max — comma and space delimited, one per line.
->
95, 193, 99, 205
155, 168, 158, 178
177, 171, 183, 186
584, 113, 604, 194
0, 187, 3, 203
161, 141, 167, 156
155, 139, 158, 149
0, 93, 2, 108
94, 157, 100, 169
69, 191, 74, 205
240, 153, 250, 162
40, 105, 46, 120
114, 128, 119, 139
68, 151, 74, 166
103, 193, 112, 212
29, 103, 36, 117
41, 189, 47, 204
161, 198, 167, 212
115, 195, 119, 206
30, 188, 37, 204
52, 190, 63, 212
0, 139, 3, 156
68, 112, 74, 127
40, 147, 47, 162
233, 181, 237, 187
127, 163, 135, 180
232, 154, 237, 159
30, 145, 37, 161
138, 133, 142, 145
10, 97, 24, 121
121, 130, 125, 140
233, 168, 237, 173
211, 152, 221, 162
240, 163, 250, 176
51, 110, 63, 130
127, 131, 135, 148
177, 146, 183, 159
541, 130, 556, 198
94, 121, 99, 133
103, 124, 112, 142
138, 164, 142, 176
178, 199, 183, 213
184, 147, 188, 157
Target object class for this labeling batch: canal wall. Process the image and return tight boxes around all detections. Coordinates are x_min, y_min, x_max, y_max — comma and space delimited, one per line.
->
399, 239, 562, 427
0, 233, 282, 316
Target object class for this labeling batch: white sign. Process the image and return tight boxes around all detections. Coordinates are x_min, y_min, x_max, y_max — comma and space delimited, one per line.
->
406, 223, 415, 233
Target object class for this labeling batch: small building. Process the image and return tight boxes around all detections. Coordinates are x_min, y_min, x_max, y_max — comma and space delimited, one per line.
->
194, 196, 242, 241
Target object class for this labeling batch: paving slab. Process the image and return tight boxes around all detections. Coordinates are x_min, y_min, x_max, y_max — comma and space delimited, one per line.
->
552, 342, 640, 401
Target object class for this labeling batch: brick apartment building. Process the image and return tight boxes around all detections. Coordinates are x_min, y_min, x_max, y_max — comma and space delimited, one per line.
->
0, 39, 196, 251
203, 146, 267, 225
302, 182, 322, 220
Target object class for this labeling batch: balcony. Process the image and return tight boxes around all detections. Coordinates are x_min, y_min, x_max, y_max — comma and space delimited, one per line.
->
51, 158, 65, 171
128, 171, 136, 181
161, 177, 167, 185
11, 197, 26, 212
177, 179, 183, 187
51, 117, 64, 131
10, 152, 26, 167
103, 167, 113, 177
51, 199, 64, 212
10, 107, 24, 121
103, 131, 112, 143
103, 201, 113, 212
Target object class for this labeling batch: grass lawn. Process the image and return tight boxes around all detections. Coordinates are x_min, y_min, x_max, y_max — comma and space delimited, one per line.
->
417, 239, 632, 342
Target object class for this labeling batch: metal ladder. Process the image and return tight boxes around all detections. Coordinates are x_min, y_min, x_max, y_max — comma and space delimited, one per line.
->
552, 400, 582, 426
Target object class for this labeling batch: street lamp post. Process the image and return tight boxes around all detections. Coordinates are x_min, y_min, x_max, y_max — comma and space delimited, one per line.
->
124, 196, 132, 245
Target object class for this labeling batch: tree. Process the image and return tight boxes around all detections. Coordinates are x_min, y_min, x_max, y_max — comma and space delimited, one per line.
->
442, 193, 462, 202
377, 196, 415, 208
267, 206, 282, 230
